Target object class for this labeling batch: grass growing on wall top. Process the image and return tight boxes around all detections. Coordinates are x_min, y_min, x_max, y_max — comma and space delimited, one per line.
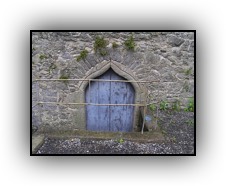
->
124, 34, 136, 51
94, 36, 108, 56
94, 36, 107, 51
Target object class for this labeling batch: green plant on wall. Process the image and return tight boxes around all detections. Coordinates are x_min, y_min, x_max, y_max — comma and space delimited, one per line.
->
184, 97, 194, 112
160, 100, 169, 110
94, 36, 108, 56
149, 104, 156, 111
39, 54, 47, 60
77, 50, 88, 62
184, 67, 193, 76
172, 100, 181, 111
59, 74, 69, 84
124, 34, 136, 51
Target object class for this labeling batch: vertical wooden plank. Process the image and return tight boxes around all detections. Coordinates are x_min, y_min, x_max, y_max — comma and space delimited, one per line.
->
86, 78, 99, 131
110, 79, 122, 131
98, 71, 110, 131
120, 82, 128, 132
125, 82, 135, 131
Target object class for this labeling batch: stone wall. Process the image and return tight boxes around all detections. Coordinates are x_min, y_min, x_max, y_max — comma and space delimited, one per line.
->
32, 32, 194, 132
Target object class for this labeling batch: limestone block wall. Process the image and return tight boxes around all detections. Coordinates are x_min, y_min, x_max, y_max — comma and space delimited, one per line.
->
32, 31, 194, 132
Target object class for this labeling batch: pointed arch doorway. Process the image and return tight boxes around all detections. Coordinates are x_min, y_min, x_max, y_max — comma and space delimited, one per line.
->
85, 68, 135, 132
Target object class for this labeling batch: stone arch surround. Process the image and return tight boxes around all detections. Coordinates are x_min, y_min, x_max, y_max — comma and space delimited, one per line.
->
78, 60, 146, 93
77, 60, 148, 131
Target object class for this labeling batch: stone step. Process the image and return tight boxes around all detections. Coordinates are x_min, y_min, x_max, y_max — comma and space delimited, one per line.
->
32, 134, 45, 154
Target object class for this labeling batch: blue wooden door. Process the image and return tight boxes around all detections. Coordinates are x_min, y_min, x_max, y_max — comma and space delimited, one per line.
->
86, 69, 135, 132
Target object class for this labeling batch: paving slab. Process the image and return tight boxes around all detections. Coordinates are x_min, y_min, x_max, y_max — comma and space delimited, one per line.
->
32, 134, 45, 154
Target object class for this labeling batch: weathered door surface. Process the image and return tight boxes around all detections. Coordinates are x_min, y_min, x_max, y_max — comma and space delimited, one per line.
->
85, 69, 135, 132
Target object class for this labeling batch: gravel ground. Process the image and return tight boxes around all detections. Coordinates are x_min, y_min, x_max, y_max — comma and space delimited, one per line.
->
36, 111, 194, 155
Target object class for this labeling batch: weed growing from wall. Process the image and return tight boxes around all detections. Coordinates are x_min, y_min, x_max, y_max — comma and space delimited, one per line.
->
94, 36, 108, 56
39, 54, 47, 60
160, 100, 169, 110
124, 34, 136, 51
77, 50, 88, 62
184, 67, 193, 76
184, 97, 194, 112
59, 74, 69, 84
149, 104, 157, 111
